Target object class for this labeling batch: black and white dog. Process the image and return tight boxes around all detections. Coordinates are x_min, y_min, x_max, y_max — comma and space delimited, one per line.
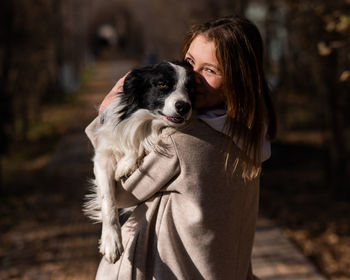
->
84, 61, 194, 263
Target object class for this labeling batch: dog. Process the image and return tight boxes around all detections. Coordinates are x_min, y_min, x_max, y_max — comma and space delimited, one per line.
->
84, 61, 194, 263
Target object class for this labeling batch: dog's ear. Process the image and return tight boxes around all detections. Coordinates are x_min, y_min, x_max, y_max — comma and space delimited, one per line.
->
123, 66, 153, 96
123, 70, 141, 95
118, 66, 152, 120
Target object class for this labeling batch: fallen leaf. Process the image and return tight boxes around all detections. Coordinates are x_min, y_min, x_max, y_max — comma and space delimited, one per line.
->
339, 70, 350, 82
318, 41, 332, 56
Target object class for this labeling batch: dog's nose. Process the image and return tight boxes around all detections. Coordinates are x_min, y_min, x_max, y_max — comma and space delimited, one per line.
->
175, 101, 191, 116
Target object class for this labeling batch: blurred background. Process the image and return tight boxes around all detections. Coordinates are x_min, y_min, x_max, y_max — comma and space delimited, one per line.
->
0, 0, 349, 279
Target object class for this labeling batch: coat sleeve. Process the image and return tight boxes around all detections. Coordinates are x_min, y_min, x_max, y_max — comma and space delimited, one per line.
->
85, 118, 180, 208
115, 136, 180, 208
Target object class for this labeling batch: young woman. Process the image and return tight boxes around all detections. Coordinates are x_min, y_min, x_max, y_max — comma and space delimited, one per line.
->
87, 14, 276, 280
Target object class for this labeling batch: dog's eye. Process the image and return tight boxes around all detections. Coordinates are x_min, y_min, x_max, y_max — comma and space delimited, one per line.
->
157, 82, 168, 89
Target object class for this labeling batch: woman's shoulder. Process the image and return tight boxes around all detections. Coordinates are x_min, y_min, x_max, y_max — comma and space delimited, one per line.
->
165, 117, 231, 155
176, 116, 226, 137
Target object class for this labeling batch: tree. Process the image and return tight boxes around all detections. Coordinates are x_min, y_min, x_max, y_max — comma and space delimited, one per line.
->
271, 0, 350, 198
0, 0, 15, 191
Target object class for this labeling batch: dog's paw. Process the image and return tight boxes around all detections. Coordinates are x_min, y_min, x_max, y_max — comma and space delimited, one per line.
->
99, 225, 124, 263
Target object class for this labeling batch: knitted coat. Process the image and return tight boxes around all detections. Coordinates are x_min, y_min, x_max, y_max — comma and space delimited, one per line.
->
85, 116, 259, 280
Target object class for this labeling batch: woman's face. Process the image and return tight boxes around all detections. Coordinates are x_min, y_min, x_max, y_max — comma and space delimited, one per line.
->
185, 35, 224, 109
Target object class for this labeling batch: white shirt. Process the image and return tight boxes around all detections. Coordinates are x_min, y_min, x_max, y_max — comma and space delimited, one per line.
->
198, 109, 271, 162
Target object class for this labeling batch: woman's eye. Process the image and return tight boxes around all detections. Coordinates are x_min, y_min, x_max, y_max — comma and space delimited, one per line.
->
185, 57, 194, 66
204, 67, 216, 74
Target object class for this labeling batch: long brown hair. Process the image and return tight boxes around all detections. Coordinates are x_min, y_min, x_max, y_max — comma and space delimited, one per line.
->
182, 15, 277, 179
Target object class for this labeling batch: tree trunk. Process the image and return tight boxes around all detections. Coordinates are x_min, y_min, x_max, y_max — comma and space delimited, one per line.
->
0, 0, 15, 191
51, 0, 64, 98
322, 50, 348, 199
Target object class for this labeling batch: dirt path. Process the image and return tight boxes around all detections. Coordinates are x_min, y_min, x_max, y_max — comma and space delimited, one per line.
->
0, 59, 327, 280
252, 218, 327, 280
0, 60, 136, 280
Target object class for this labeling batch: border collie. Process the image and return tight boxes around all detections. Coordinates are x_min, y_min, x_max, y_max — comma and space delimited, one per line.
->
84, 61, 194, 263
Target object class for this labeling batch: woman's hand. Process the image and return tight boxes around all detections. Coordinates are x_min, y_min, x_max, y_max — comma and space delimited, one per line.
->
99, 72, 130, 114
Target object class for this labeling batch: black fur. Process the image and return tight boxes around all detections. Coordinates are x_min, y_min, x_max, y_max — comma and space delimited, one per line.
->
118, 61, 195, 121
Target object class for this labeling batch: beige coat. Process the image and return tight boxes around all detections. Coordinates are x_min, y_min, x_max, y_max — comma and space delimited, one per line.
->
86, 116, 259, 280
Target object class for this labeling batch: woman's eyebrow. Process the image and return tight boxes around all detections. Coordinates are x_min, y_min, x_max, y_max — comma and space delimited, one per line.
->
203, 62, 219, 69
186, 53, 221, 72
203, 63, 222, 74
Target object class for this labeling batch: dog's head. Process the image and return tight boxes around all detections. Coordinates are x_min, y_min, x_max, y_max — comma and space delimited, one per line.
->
119, 61, 195, 125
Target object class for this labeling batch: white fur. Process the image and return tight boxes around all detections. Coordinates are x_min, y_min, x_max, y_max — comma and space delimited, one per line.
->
162, 63, 192, 120
84, 63, 192, 264
84, 95, 178, 263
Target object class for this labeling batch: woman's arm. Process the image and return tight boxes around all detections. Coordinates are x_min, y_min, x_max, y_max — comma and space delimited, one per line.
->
85, 124, 180, 208
115, 136, 180, 208
86, 72, 179, 208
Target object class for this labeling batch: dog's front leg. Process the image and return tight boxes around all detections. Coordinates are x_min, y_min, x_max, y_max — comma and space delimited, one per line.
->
94, 151, 124, 263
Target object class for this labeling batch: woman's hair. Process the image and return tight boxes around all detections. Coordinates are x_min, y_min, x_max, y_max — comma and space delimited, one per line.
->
182, 15, 277, 179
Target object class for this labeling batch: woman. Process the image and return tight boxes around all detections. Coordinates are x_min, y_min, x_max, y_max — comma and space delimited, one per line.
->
87, 14, 276, 279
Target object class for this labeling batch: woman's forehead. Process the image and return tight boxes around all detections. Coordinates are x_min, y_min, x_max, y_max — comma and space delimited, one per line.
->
186, 35, 219, 67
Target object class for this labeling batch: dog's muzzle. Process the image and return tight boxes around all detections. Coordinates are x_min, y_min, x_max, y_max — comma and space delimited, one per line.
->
175, 101, 191, 116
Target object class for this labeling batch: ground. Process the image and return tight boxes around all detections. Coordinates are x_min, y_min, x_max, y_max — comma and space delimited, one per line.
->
0, 60, 133, 279
260, 141, 350, 280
